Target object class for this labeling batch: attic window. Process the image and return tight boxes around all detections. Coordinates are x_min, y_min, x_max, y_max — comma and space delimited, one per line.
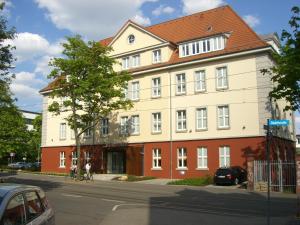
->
128, 34, 135, 44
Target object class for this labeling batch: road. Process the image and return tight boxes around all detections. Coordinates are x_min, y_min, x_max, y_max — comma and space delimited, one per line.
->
0, 172, 298, 225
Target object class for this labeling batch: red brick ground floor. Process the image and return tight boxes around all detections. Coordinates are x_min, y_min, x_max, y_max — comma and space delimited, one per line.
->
41, 136, 295, 179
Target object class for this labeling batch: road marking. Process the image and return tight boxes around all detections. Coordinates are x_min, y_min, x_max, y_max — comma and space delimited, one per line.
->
102, 198, 125, 203
112, 203, 147, 211
62, 193, 82, 198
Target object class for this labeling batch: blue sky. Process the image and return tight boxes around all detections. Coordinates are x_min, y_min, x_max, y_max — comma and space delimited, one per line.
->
2, 0, 299, 132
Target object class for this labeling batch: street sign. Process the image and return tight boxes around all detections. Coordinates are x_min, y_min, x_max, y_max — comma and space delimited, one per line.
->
10, 152, 15, 157
268, 119, 289, 126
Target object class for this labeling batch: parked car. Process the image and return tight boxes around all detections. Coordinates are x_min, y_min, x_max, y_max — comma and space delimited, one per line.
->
214, 166, 247, 185
7, 162, 31, 170
0, 183, 55, 225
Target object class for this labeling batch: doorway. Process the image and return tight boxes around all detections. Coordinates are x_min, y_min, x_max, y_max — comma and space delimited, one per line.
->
107, 151, 125, 174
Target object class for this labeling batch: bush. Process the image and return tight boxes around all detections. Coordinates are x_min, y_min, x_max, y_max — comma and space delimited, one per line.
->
168, 175, 213, 186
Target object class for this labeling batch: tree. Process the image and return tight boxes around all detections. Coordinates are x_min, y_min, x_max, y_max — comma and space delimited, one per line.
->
261, 6, 300, 111
27, 115, 42, 162
48, 35, 132, 177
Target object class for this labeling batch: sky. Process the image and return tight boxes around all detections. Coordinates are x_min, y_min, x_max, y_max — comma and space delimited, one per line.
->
1, 0, 299, 133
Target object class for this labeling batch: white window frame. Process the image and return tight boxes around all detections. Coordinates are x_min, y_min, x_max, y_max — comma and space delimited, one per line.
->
152, 148, 162, 169
196, 107, 207, 130
194, 70, 206, 92
197, 147, 208, 169
101, 118, 109, 136
153, 49, 161, 63
216, 67, 228, 89
120, 116, 129, 135
177, 148, 187, 169
132, 54, 140, 67
219, 146, 230, 167
131, 115, 140, 135
83, 123, 92, 138
84, 151, 91, 164
152, 112, 161, 133
176, 110, 187, 131
122, 57, 130, 69
176, 73, 186, 95
152, 77, 161, 98
59, 123, 67, 140
59, 152, 65, 168
217, 105, 229, 129
131, 81, 140, 101
71, 151, 77, 166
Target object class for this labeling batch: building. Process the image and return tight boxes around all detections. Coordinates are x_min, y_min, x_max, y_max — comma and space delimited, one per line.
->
20, 110, 41, 131
296, 135, 300, 153
40, 5, 295, 178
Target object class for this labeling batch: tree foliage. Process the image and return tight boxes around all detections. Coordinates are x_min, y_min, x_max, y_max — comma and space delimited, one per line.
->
262, 6, 300, 111
48, 35, 132, 175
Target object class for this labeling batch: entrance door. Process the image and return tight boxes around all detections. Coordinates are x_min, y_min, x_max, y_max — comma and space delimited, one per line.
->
107, 151, 124, 174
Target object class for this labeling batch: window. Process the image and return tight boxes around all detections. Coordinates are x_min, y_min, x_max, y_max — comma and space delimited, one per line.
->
153, 49, 161, 63
219, 146, 230, 167
131, 81, 140, 100
202, 39, 210, 53
176, 73, 186, 94
197, 147, 208, 169
122, 57, 130, 69
101, 118, 109, 135
216, 67, 228, 89
152, 77, 161, 97
120, 116, 129, 135
152, 148, 162, 169
84, 151, 91, 164
177, 148, 187, 169
152, 112, 161, 133
71, 151, 77, 166
213, 36, 224, 50
176, 110, 187, 131
131, 115, 140, 135
25, 191, 44, 221
123, 84, 129, 99
59, 152, 65, 168
195, 70, 206, 92
218, 105, 229, 128
128, 34, 135, 44
59, 123, 66, 140
84, 123, 92, 138
132, 54, 140, 67
2, 194, 26, 225
196, 108, 207, 130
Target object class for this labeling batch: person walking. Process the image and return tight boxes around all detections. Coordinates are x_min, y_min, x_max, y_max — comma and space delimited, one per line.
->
85, 162, 91, 180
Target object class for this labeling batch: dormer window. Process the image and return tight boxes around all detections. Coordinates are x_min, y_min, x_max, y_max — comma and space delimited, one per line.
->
128, 34, 135, 44
179, 35, 225, 57
153, 49, 161, 63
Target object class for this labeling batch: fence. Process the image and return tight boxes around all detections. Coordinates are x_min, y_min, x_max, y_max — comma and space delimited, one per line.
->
253, 160, 296, 193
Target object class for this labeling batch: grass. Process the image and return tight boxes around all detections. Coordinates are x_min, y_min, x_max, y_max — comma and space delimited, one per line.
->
167, 176, 213, 186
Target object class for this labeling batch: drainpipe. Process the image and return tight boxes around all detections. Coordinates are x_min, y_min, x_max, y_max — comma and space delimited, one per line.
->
169, 70, 173, 180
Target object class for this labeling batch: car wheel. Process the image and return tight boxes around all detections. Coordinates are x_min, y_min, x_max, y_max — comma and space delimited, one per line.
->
234, 178, 239, 185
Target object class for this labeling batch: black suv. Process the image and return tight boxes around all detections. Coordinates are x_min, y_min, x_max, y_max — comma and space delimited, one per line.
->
214, 166, 247, 185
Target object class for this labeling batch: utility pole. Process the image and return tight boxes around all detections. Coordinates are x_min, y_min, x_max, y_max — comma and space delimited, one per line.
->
266, 119, 271, 225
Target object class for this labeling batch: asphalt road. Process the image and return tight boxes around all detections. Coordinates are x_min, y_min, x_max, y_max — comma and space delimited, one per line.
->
0, 172, 298, 225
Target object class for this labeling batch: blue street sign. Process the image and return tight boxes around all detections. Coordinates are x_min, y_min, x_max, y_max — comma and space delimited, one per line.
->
268, 120, 289, 126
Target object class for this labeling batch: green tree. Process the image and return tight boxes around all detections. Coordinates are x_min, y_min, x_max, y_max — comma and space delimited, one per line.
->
262, 6, 300, 111
27, 115, 42, 162
48, 35, 132, 177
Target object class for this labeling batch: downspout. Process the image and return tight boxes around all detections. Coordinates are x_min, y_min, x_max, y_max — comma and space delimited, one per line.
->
168, 70, 173, 180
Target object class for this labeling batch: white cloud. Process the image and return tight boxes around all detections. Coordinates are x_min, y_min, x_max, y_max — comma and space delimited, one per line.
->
243, 15, 260, 28
14, 71, 46, 86
34, 55, 54, 78
11, 83, 40, 99
34, 0, 157, 39
295, 113, 300, 134
152, 5, 175, 16
4, 32, 63, 63
132, 11, 151, 26
182, 0, 224, 15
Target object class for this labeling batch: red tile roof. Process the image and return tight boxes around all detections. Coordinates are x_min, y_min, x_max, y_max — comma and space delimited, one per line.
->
41, 5, 269, 93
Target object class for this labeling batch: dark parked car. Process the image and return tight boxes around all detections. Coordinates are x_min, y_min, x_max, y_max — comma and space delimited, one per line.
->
7, 162, 31, 170
0, 183, 55, 225
214, 166, 247, 185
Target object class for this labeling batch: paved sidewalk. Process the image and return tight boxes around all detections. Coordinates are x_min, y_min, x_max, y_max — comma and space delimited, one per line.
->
135, 179, 173, 185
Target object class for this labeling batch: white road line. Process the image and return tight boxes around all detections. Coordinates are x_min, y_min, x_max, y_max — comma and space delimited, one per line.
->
102, 198, 125, 203
112, 203, 147, 211
61, 193, 82, 198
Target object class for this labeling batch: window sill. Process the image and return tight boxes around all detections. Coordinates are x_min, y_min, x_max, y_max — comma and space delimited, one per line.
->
217, 126, 230, 130
151, 131, 162, 135
131, 99, 140, 102
176, 130, 187, 133
175, 93, 186, 96
151, 95, 161, 99
216, 87, 228, 91
59, 138, 66, 141
59, 166, 66, 168
83, 136, 92, 139
151, 168, 162, 170
195, 90, 207, 93
195, 128, 208, 132
131, 133, 140, 136
176, 168, 188, 170
196, 168, 209, 171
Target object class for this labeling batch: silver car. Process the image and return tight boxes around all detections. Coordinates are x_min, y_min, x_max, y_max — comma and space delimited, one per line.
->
0, 184, 55, 225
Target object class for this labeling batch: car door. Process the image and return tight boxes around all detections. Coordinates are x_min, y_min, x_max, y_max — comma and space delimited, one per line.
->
1, 193, 26, 225
36, 190, 54, 225
24, 191, 46, 225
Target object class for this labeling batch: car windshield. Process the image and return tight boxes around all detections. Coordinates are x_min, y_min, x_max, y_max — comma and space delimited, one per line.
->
216, 169, 231, 175
0, 197, 2, 204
